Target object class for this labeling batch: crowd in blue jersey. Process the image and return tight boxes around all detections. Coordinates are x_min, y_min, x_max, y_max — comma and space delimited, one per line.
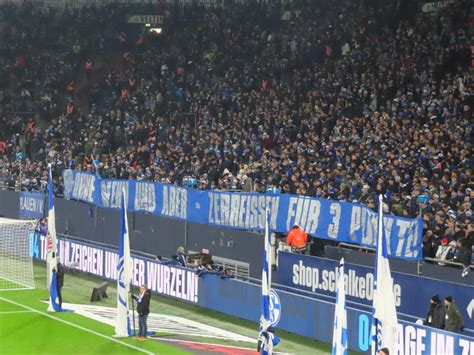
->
0, 1, 472, 262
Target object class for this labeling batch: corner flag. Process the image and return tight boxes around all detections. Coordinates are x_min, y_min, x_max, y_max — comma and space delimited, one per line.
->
258, 209, 279, 354
115, 190, 132, 337
47, 163, 58, 311
371, 195, 398, 354
332, 258, 347, 355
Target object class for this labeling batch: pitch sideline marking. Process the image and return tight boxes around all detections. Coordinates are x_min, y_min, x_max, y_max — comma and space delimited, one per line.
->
0, 296, 153, 355
157, 338, 289, 354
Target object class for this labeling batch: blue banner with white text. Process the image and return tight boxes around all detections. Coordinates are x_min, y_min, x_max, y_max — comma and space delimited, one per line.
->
276, 252, 474, 332
62, 170, 423, 260
19, 191, 45, 219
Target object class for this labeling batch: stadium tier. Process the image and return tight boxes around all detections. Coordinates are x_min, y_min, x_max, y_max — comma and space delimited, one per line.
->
0, 0, 473, 354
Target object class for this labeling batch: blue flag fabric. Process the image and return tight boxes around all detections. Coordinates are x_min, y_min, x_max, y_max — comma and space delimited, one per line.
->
48, 271, 72, 313
49, 270, 62, 312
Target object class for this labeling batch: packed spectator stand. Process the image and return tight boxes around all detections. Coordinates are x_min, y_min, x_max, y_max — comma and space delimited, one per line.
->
0, 0, 472, 266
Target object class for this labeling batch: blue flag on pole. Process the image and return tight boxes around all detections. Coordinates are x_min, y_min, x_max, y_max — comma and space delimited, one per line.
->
115, 189, 132, 337
332, 258, 348, 355
49, 270, 62, 312
371, 195, 399, 354
258, 208, 280, 355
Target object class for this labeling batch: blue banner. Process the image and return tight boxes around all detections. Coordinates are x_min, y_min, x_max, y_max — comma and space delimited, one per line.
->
19, 192, 45, 219
63, 170, 423, 260
276, 252, 474, 332
31, 232, 474, 354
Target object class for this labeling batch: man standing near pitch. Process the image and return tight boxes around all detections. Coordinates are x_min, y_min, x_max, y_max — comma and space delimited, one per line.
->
133, 284, 151, 340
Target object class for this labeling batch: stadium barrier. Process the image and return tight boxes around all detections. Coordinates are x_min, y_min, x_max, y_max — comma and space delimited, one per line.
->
30, 232, 474, 353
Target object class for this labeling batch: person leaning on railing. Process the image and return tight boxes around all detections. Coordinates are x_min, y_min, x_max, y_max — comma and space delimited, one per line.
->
287, 225, 308, 254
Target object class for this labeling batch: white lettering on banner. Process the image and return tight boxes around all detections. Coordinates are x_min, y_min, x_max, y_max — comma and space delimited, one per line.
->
430, 332, 455, 355
458, 339, 474, 355
161, 186, 187, 219
69, 242, 104, 276
286, 197, 321, 234
72, 173, 95, 202
362, 210, 377, 245
134, 182, 156, 212
395, 324, 426, 355
101, 180, 128, 208
104, 251, 117, 279
208, 193, 279, 229
292, 260, 401, 306
328, 203, 341, 239
39, 235, 47, 260
127, 15, 164, 24
146, 261, 198, 303
132, 258, 145, 287
349, 206, 362, 241
20, 196, 44, 214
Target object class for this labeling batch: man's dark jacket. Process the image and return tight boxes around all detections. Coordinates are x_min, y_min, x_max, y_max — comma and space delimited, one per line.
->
137, 289, 151, 316
425, 303, 445, 329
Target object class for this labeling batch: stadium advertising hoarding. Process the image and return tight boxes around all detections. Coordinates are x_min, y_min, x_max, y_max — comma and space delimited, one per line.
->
63, 170, 423, 260
19, 192, 45, 219
199, 275, 474, 354
276, 252, 474, 332
31, 233, 473, 353
32, 233, 199, 303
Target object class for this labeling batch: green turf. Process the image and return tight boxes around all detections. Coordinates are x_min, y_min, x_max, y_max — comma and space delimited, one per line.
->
0, 284, 186, 354
1, 261, 353, 354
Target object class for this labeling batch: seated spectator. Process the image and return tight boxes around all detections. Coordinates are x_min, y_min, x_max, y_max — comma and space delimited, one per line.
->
287, 225, 308, 250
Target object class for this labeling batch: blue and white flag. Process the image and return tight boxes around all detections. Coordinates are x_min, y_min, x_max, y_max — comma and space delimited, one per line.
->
47, 164, 58, 311
371, 195, 399, 354
115, 190, 132, 337
258, 209, 280, 355
332, 258, 348, 355
91, 154, 101, 179
49, 270, 62, 312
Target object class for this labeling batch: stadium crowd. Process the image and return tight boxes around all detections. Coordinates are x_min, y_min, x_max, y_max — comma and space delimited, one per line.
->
0, 1, 472, 263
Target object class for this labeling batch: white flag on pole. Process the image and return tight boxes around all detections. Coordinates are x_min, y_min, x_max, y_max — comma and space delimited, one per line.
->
47, 163, 58, 311
371, 195, 398, 354
332, 258, 347, 355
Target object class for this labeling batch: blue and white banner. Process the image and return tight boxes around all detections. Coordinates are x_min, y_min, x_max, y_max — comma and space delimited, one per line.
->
19, 192, 44, 219
32, 233, 200, 304
276, 252, 474, 332
63, 170, 423, 260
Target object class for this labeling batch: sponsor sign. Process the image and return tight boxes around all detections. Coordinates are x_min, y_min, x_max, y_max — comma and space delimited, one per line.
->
32, 233, 199, 303
19, 192, 45, 219
276, 252, 474, 331
63, 170, 423, 260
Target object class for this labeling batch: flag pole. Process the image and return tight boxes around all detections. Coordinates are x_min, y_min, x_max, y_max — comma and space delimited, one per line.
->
130, 283, 136, 336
